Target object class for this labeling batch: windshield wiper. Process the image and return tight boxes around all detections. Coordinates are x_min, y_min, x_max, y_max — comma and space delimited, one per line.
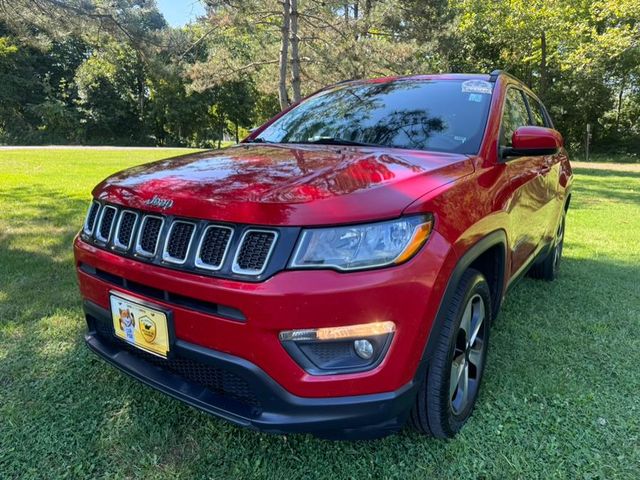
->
297, 137, 378, 147
244, 137, 272, 143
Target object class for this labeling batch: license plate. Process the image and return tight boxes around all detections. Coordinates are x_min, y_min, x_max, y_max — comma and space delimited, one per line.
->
110, 292, 171, 358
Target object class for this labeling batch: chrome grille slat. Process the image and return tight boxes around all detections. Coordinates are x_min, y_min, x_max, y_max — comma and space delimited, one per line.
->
232, 229, 278, 275
114, 210, 138, 250
135, 215, 164, 257
96, 206, 117, 242
195, 225, 233, 271
163, 221, 196, 264
84, 201, 101, 235
84, 202, 281, 278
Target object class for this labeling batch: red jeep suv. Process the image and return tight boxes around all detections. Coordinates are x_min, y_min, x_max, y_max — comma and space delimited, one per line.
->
74, 71, 572, 439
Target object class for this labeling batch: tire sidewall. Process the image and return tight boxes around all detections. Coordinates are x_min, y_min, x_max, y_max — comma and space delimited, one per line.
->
429, 271, 492, 436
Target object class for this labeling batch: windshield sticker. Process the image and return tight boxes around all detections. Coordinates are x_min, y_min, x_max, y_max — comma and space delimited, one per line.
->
462, 80, 493, 95
468, 93, 483, 102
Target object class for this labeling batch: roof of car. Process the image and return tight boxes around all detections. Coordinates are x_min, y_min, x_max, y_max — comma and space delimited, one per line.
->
335, 73, 492, 86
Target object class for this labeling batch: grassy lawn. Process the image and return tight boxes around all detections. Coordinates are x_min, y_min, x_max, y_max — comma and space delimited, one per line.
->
1, 148, 639, 479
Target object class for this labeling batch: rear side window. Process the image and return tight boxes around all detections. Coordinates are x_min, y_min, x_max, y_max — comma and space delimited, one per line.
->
500, 88, 530, 146
526, 95, 546, 127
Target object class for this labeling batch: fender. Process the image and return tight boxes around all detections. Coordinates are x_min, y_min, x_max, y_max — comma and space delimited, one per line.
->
413, 229, 508, 382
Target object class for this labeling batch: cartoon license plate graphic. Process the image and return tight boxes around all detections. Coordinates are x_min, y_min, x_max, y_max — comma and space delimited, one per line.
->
110, 293, 170, 358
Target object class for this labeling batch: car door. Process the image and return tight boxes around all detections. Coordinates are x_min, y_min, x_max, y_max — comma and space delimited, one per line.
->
500, 87, 550, 277
524, 94, 564, 243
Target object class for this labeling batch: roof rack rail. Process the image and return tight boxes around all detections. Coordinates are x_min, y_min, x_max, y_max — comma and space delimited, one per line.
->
489, 69, 526, 85
489, 69, 503, 82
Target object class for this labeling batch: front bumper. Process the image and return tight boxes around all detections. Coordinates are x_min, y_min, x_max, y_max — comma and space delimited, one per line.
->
74, 233, 452, 398
84, 301, 419, 439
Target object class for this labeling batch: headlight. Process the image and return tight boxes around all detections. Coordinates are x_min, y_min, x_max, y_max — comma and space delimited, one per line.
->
289, 215, 433, 271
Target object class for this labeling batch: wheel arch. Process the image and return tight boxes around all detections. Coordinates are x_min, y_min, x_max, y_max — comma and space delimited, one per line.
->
414, 229, 508, 380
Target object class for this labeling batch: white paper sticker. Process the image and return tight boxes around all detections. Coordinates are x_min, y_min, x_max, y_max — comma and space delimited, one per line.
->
462, 80, 493, 95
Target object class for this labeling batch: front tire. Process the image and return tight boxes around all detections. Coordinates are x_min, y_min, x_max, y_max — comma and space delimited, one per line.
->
410, 268, 491, 438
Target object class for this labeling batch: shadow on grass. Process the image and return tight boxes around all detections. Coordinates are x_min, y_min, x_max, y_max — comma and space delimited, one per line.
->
2, 180, 640, 477
572, 168, 640, 206
2, 214, 640, 477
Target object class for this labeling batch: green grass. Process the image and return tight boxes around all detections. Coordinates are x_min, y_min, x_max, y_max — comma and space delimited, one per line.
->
579, 151, 639, 164
1, 148, 639, 479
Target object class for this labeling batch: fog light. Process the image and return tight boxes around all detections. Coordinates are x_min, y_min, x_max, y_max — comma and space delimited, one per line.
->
354, 339, 374, 359
279, 321, 395, 375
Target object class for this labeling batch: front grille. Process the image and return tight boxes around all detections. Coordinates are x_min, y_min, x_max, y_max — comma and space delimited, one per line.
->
91, 318, 260, 409
164, 221, 195, 263
137, 216, 163, 256
84, 201, 100, 234
97, 206, 117, 241
233, 230, 277, 274
115, 211, 137, 249
82, 202, 282, 279
196, 226, 233, 270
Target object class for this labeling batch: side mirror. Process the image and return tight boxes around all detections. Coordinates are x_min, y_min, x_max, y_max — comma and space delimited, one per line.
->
502, 126, 563, 159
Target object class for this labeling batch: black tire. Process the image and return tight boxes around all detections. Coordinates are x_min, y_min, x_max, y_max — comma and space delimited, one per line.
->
410, 268, 492, 438
529, 212, 565, 281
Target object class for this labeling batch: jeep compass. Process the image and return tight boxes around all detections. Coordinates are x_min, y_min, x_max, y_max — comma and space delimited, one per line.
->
74, 71, 573, 439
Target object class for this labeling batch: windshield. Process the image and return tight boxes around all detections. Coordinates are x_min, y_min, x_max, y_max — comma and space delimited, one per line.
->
253, 79, 493, 154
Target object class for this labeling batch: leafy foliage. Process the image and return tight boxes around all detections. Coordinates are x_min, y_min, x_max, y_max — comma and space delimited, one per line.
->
0, 0, 637, 152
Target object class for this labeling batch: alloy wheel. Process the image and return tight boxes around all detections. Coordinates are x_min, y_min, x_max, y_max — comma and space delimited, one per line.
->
450, 293, 487, 415
553, 216, 565, 271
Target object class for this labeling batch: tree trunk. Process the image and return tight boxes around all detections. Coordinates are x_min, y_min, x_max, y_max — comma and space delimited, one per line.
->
136, 51, 145, 121
278, 0, 291, 110
540, 30, 547, 98
290, 0, 301, 103
616, 75, 625, 131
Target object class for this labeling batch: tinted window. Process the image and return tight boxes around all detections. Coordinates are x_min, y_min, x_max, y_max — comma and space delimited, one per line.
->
527, 95, 546, 126
501, 88, 530, 146
255, 80, 493, 154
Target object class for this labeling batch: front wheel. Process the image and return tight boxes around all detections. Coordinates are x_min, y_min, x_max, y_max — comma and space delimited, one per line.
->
410, 268, 491, 438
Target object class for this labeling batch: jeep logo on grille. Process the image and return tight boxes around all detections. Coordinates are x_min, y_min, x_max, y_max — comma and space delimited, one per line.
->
144, 195, 174, 210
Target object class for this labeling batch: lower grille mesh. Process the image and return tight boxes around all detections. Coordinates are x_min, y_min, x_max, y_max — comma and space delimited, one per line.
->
93, 319, 261, 409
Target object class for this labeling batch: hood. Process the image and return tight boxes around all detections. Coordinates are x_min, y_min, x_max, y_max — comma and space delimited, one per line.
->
94, 144, 473, 226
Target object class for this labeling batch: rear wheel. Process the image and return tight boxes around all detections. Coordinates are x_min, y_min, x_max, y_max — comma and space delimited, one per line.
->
529, 212, 565, 281
410, 269, 491, 438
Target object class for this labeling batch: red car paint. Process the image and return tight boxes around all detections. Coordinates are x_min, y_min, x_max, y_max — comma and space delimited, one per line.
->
75, 74, 572, 405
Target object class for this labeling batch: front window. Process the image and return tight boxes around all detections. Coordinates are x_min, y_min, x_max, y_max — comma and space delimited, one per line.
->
253, 79, 493, 154
500, 88, 530, 147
